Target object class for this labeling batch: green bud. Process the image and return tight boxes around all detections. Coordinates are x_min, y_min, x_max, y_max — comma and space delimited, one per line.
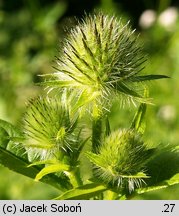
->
87, 129, 152, 192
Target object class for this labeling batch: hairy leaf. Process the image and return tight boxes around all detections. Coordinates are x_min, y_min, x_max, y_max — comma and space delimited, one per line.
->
136, 173, 179, 195
0, 146, 71, 191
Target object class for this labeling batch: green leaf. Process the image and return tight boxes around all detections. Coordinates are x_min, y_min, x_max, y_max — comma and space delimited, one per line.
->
0, 119, 26, 158
130, 103, 147, 134
73, 90, 100, 111
0, 146, 71, 191
0, 119, 23, 138
39, 80, 73, 87
73, 137, 90, 163
86, 151, 103, 167
131, 145, 179, 196
136, 173, 179, 195
116, 82, 143, 98
131, 74, 170, 82
165, 173, 179, 186
0, 126, 9, 148
136, 185, 168, 194
0, 146, 41, 178
92, 117, 102, 154
146, 148, 179, 186
55, 183, 107, 200
105, 117, 111, 136
35, 163, 70, 181
27, 159, 59, 167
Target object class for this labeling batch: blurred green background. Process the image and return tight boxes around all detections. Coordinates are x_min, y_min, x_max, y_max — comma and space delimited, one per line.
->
0, 0, 179, 199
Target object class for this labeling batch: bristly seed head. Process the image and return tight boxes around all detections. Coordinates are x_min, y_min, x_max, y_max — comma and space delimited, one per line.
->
23, 96, 79, 162
87, 129, 152, 192
43, 13, 149, 116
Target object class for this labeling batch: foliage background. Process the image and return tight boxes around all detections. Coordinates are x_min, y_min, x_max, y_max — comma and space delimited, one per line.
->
0, 0, 179, 199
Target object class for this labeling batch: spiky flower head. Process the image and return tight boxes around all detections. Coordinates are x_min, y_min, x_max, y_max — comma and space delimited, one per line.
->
42, 13, 153, 117
87, 129, 153, 192
23, 96, 79, 162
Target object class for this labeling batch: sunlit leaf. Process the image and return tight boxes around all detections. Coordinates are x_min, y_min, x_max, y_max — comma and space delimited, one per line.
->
136, 185, 168, 194
27, 159, 59, 167
55, 183, 107, 200
165, 173, 179, 186
130, 103, 146, 134
0, 147, 71, 191
35, 163, 70, 181
39, 80, 73, 87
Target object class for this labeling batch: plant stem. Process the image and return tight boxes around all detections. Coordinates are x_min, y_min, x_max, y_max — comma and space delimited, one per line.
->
66, 168, 82, 188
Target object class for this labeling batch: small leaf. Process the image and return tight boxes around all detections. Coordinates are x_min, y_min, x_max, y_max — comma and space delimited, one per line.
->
92, 116, 102, 154
39, 80, 73, 87
55, 183, 107, 200
73, 90, 100, 111
73, 137, 90, 162
86, 152, 103, 167
136, 173, 179, 195
0, 126, 9, 148
27, 159, 59, 167
116, 82, 143, 98
0, 119, 23, 138
105, 117, 111, 136
136, 185, 168, 194
120, 172, 149, 179
131, 74, 170, 82
0, 119, 26, 158
130, 103, 147, 134
165, 173, 179, 186
35, 163, 70, 181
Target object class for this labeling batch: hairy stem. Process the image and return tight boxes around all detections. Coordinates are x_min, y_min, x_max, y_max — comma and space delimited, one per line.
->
66, 168, 83, 188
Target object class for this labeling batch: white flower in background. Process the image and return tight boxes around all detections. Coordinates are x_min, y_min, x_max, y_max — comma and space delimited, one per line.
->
157, 105, 176, 123
158, 7, 178, 29
139, 10, 157, 29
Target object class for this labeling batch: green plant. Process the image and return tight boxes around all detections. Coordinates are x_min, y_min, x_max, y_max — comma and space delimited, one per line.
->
0, 13, 178, 200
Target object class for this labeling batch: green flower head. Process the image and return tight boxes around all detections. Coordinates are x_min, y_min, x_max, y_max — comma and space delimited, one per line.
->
87, 129, 153, 192
42, 12, 164, 117
23, 96, 79, 162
